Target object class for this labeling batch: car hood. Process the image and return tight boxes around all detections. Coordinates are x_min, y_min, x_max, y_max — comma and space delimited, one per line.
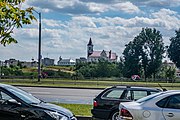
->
32, 102, 73, 117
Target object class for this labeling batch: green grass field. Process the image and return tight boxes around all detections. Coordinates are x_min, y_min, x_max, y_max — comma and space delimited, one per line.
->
53, 103, 92, 116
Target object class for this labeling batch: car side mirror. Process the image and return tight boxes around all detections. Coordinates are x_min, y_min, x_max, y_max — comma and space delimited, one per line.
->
8, 99, 21, 106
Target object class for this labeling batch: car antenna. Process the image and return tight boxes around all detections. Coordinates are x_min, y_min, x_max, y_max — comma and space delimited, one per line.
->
158, 83, 167, 91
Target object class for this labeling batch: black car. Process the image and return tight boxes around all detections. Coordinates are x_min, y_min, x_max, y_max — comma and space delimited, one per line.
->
0, 84, 77, 120
91, 86, 161, 120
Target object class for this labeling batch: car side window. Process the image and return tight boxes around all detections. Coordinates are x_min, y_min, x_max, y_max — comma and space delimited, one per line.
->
132, 90, 147, 100
156, 97, 169, 108
102, 89, 124, 99
0, 91, 12, 101
167, 95, 180, 109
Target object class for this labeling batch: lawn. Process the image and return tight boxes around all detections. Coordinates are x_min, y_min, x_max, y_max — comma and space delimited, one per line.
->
53, 103, 92, 116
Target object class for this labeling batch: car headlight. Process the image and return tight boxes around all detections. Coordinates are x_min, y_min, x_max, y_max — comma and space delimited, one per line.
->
45, 111, 69, 120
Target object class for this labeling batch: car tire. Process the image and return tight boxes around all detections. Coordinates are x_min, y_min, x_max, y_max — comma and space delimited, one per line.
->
110, 111, 120, 120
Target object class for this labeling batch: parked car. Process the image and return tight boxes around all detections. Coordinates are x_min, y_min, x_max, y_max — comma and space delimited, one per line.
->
0, 84, 77, 120
119, 90, 180, 120
91, 85, 161, 120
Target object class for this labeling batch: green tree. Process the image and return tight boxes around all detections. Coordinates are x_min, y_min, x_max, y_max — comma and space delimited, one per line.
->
168, 29, 180, 68
122, 41, 141, 78
156, 63, 176, 82
122, 28, 165, 81
0, 0, 36, 46
138, 28, 165, 80
97, 59, 110, 77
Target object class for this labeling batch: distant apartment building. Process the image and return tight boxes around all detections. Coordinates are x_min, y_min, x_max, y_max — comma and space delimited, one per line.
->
5, 58, 19, 66
42, 57, 55, 66
21, 60, 38, 68
87, 38, 118, 62
4, 58, 38, 68
76, 57, 87, 63
57, 57, 76, 66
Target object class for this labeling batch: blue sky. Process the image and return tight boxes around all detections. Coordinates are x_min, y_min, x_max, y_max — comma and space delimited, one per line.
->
0, 0, 180, 64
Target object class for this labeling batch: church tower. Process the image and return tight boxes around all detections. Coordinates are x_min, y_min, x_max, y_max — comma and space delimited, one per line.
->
87, 37, 93, 57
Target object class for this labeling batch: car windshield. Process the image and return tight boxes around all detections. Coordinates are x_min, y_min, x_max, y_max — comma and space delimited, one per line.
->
5, 85, 41, 104
136, 92, 163, 103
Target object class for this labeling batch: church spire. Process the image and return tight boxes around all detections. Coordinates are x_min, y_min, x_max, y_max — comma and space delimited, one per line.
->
87, 37, 93, 57
87, 37, 93, 45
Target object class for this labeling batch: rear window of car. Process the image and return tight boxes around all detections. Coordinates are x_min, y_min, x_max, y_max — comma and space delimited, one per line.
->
137, 92, 163, 103
133, 90, 148, 100
102, 89, 124, 99
150, 91, 159, 95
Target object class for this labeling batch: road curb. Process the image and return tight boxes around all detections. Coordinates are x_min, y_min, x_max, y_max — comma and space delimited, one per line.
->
13, 84, 104, 90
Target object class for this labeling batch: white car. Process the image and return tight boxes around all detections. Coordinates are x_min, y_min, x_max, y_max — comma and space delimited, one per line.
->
119, 90, 180, 120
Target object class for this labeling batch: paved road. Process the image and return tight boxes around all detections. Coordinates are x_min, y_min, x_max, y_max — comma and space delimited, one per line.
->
19, 87, 103, 104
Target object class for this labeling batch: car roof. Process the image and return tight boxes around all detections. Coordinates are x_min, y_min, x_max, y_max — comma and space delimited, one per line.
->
112, 85, 161, 91
0, 83, 12, 88
162, 90, 180, 94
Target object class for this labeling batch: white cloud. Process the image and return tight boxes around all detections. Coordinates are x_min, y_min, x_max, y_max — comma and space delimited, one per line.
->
112, 2, 140, 13
87, 3, 109, 13
70, 16, 97, 28
152, 9, 180, 30
42, 19, 62, 27
26, 0, 141, 15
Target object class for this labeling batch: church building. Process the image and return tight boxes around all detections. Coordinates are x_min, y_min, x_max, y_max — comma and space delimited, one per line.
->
87, 38, 118, 62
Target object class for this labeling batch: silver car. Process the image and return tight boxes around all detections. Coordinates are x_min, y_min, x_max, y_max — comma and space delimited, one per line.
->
119, 90, 180, 120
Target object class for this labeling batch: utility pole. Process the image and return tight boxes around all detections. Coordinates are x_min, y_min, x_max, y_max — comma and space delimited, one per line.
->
34, 10, 42, 82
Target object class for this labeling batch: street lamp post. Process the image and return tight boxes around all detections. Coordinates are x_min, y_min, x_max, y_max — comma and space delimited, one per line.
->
0, 61, 2, 79
34, 10, 41, 82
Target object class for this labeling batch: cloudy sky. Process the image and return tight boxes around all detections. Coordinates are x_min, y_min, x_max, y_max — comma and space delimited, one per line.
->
1, 0, 180, 64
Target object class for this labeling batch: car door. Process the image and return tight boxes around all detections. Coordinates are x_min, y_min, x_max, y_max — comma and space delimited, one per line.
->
0, 90, 21, 120
101, 88, 128, 109
162, 94, 180, 120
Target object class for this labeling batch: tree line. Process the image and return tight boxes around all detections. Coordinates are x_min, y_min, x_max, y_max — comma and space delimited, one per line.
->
75, 28, 180, 82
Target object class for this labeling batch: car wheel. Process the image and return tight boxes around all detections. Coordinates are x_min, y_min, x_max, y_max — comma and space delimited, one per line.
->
110, 111, 120, 120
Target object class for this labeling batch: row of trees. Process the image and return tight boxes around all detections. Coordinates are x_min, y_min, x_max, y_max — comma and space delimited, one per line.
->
75, 60, 122, 78
75, 28, 179, 82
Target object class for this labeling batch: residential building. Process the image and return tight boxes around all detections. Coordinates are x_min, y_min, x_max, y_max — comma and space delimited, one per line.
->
57, 57, 76, 66
87, 38, 118, 62
5, 58, 18, 66
42, 57, 54, 66
4, 58, 38, 68
21, 60, 38, 68
76, 57, 87, 63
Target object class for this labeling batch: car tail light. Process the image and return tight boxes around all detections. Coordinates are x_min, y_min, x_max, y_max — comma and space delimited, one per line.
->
120, 108, 133, 120
93, 100, 98, 107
